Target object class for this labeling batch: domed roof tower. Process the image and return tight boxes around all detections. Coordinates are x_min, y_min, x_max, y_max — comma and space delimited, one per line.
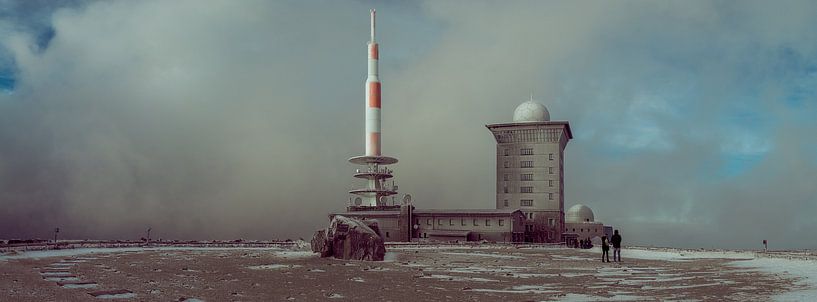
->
513, 101, 550, 122
566, 204, 595, 223
486, 96, 573, 243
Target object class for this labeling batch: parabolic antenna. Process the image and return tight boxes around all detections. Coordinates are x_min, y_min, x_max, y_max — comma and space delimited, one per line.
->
402, 194, 412, 204
354, 197, 362, 206
379, 196, 388, 205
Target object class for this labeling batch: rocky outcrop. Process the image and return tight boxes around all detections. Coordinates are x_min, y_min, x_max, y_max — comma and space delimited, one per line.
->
310, 215, 385, 261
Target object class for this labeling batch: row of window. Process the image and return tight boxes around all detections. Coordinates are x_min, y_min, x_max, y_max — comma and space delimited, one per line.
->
502, 162, 556, 174
424, 218, 505, 227
503, 148, 557, 160
503, 174, 557, 185
571, 228, 599, 233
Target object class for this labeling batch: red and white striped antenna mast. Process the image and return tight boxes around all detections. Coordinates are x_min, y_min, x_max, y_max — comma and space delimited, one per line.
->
348, 9, 399, 207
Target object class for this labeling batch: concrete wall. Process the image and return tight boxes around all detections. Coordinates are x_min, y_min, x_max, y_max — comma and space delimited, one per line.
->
565, 222, 605, 241
413, 213, 524, 242
488, 123, 571, 243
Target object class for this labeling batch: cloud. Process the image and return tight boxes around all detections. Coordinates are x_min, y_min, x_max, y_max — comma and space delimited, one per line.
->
0, 0, 815, 249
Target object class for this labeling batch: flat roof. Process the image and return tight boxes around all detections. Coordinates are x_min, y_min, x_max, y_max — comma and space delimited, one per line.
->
330, 211, 400, 217
413, 209, 522, 216
485, 121, 573, 139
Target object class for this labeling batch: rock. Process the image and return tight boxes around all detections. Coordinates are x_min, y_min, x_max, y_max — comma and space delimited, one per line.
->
310, 215, 386, 261
310, 229, 331, 257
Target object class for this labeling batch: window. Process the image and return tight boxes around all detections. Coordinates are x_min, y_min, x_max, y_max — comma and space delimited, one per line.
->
504, 161, 510, 168
581, 228, 584, 232
521, 199, 533, 207
503, 174, 509, 181
573, 228, 576, 232
503, 186, 509, 193
549, 180, 554, 187
520, 186, 533, 193
521, 161, 534, 168
528, 213, 534, 219
521, 173, 533, 181
503, 200, 509, 207
486, 219, 491, 226
520, 148, 533, 155
504, 148, 510, 156
426, 219, 431, 225
549, 167, 554, 174
415, 219, 419, 225
423, 233, 427, 238
549, 193, 554, 200
449, 219, 453, 226
438, 219, 442, 225
473, 219, 478, 226
499, 219, 504, 226
549, 153, 554, 160
386, 232, 390, 238
461, 218, 466, 226
549, 218, 555, 227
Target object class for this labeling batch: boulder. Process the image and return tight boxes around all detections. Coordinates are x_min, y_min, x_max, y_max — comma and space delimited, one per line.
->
310, 215, 385, 261
310, 229, 331, 257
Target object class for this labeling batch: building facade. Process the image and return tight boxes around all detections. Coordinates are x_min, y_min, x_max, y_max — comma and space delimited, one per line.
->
486, 101, 573, 243
563, 204, 605, 242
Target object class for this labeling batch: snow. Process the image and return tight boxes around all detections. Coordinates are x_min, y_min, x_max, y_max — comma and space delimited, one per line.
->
466, 285, 560, 294
327, 293, 344, 299
44, 276, 80, 282
40, 271, 73, 276
419, 274, 499, 282
618, 247, 817, 301
0, 246, 291, 261
62, 283, 99, 289
558, 293, 652, 301
247, 264, 302, 270
349, 276, 365, 282
440, 252, 523, 259
730, 257, 817, 302
95, 292, 137, 299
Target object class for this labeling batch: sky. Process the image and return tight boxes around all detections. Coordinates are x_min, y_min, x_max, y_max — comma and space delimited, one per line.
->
0, 0, 815, 250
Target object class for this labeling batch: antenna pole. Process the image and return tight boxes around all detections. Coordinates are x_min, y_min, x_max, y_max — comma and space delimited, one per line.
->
370, 9, 376, 42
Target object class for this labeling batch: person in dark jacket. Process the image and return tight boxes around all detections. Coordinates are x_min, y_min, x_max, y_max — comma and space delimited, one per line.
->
611, 230, 622, 262
601, 236, 610, 262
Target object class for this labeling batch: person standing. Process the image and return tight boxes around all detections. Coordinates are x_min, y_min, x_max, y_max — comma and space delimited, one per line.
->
611, 230, 622, 262
601, 236, 610, 262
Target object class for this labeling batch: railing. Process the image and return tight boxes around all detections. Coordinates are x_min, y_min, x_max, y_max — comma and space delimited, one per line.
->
355, 168, 393, 175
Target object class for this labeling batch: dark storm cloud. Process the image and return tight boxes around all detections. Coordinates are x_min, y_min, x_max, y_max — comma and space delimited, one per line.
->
0, 1, 815, 249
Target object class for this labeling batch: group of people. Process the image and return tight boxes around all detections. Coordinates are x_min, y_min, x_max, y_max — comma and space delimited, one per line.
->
600, 230, 622, 262
577, 238, 593, 249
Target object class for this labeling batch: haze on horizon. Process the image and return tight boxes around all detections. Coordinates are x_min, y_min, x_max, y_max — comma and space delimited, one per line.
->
1, 0, 815, 250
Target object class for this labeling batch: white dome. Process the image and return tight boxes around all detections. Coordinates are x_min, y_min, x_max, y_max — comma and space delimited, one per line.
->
566, 204, 594, 223
513, 101, 550, 122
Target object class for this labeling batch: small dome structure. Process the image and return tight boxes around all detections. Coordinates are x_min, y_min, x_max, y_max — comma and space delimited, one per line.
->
566, 204, 595, 223
513, 100, 550, 122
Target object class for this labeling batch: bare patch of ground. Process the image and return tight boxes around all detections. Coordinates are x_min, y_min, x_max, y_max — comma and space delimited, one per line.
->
0, 246, 798, 301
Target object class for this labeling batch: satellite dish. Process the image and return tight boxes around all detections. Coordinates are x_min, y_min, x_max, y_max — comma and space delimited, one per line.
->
354, 197, 362, 206
402, 194, 412, 204
379, 196, 388, 205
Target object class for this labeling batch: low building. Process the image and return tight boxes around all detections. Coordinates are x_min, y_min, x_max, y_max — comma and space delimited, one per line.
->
332, 206, 526, 243
563, 204, 606, 242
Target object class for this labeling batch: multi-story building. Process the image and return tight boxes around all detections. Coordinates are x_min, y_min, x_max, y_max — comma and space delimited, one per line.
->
486, 100, 573, 243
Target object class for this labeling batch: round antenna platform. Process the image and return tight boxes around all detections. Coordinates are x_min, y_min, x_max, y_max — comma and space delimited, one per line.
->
354, 197, 362, 206
349, 155, 398, 165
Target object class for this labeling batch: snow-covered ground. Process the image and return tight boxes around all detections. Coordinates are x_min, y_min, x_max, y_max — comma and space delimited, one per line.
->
0, 246, 304, 261
608, 247, 817, 302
